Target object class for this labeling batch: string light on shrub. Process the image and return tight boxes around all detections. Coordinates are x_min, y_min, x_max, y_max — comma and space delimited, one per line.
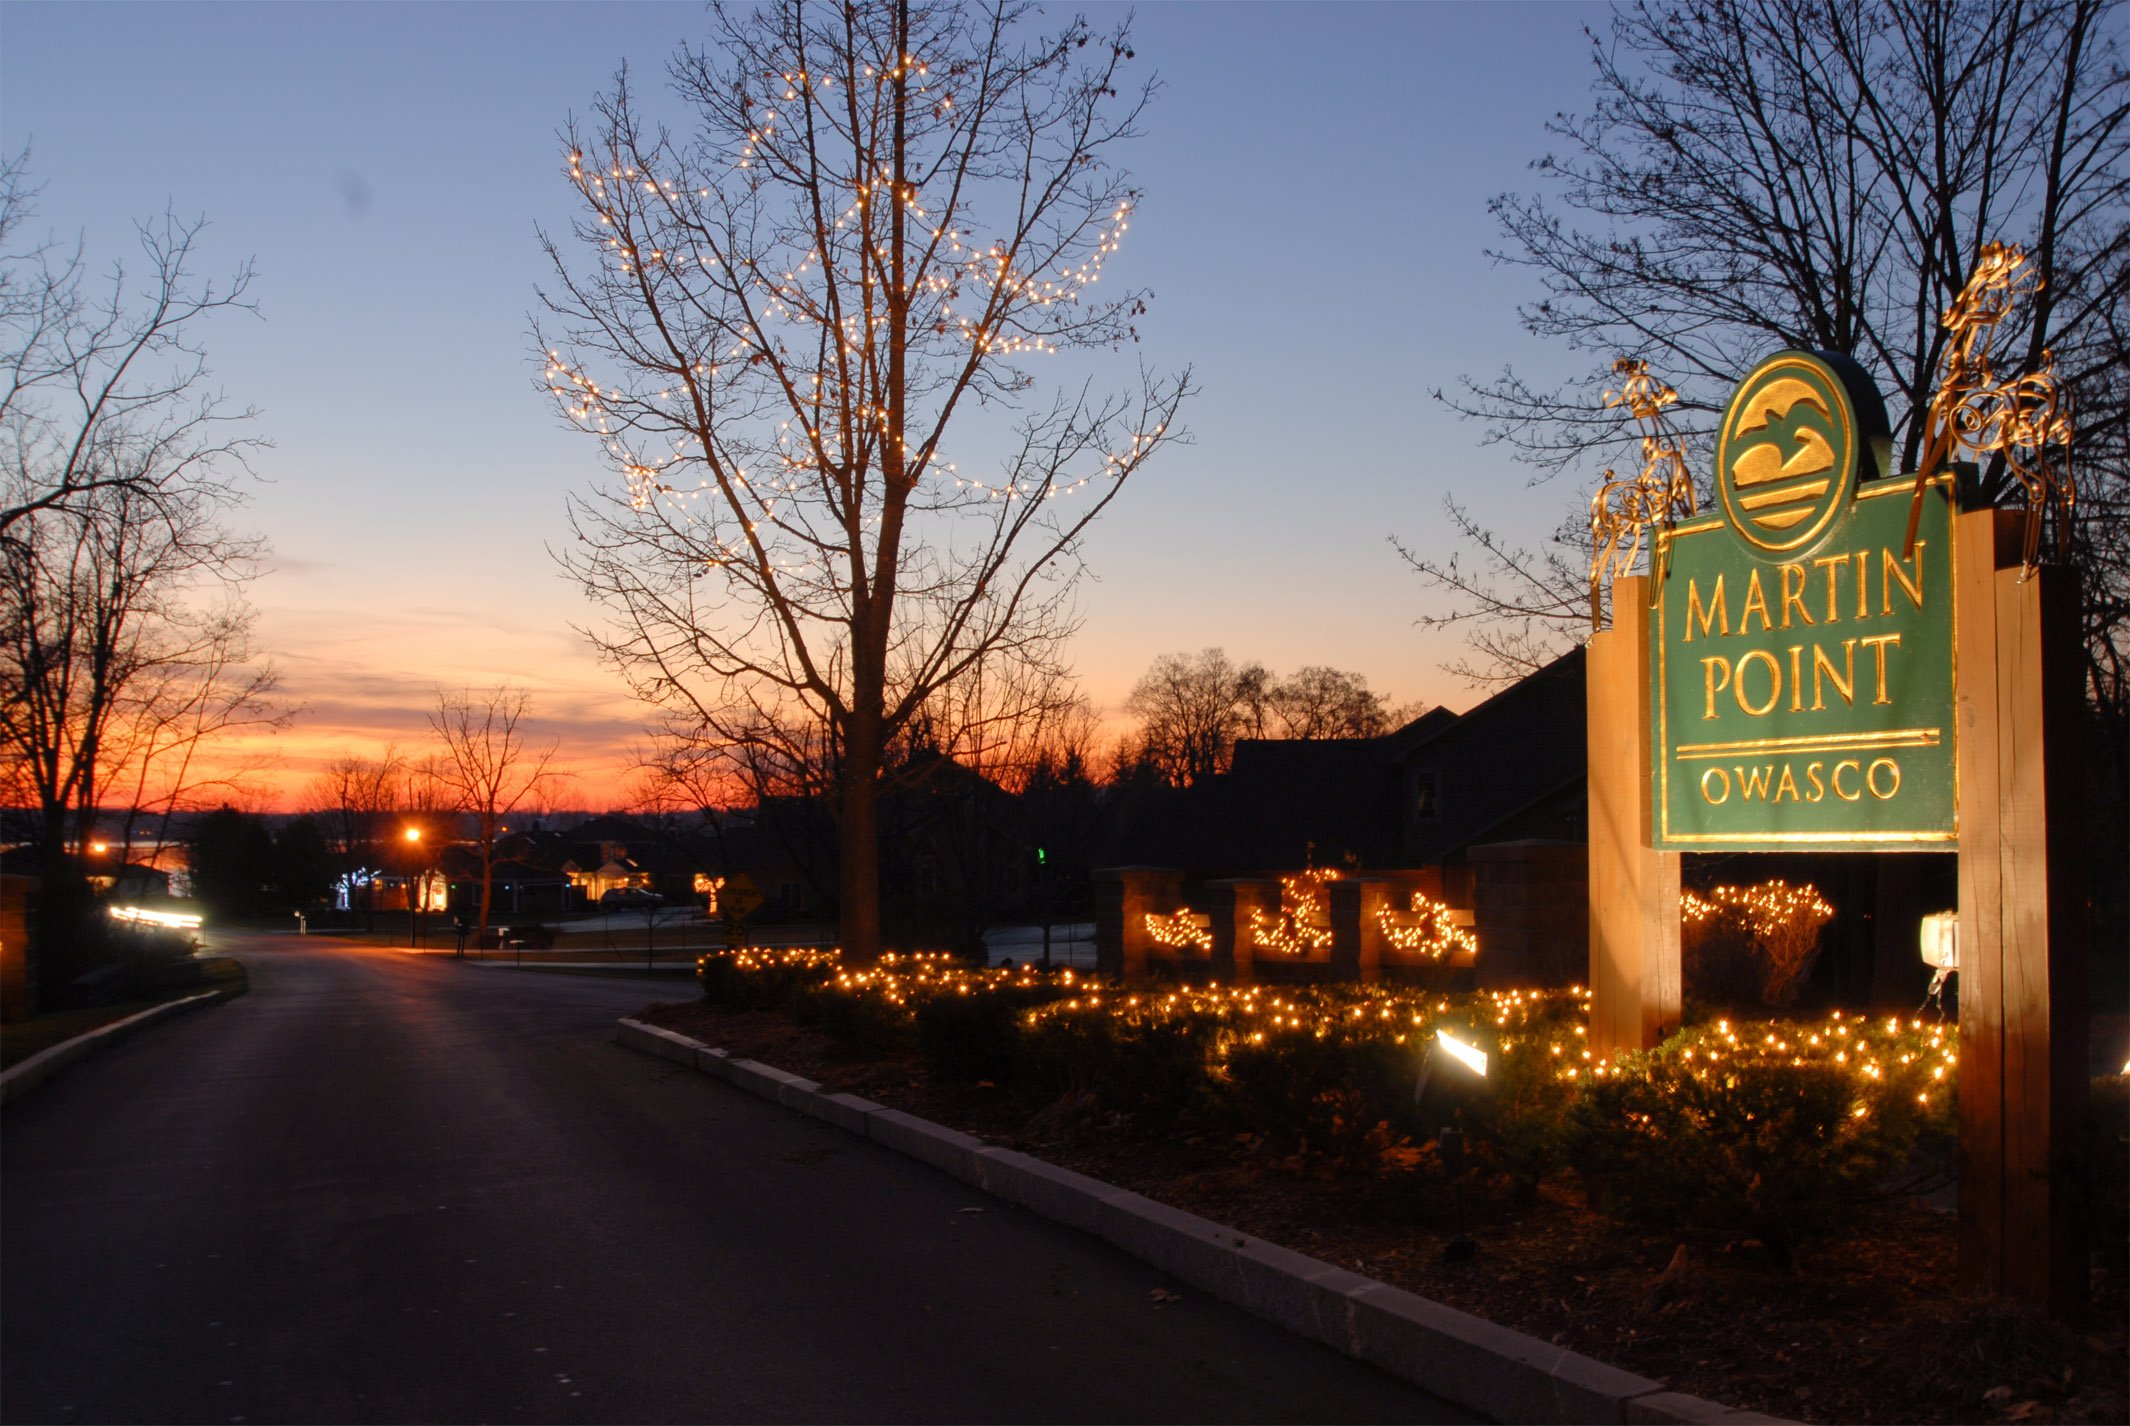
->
1376, 890, 1478, 961
1250, 869, 1338, 956
693, 951, 1960, 1141
1144, 908, 1212, 953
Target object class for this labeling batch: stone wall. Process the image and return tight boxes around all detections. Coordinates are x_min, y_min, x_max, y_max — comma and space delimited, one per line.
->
1096, 865, 1496, 985
1468, 840, 1588, 988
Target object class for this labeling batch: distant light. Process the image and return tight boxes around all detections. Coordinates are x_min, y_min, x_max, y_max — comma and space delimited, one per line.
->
1436, 1028, 1489, 1078
89, 841, 110, 854
110, 905, 203, 930
404, 827, 422, 842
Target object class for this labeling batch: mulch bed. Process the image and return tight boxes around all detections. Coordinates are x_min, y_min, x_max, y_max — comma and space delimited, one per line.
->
639, 996, 2129, 1425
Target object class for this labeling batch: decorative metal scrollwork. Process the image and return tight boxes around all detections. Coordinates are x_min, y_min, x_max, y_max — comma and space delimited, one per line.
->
1589, 359, 1697, 630
1908, 241, 2074, 574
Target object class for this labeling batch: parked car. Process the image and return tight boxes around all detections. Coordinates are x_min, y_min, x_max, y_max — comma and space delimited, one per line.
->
599, 887, 664, 908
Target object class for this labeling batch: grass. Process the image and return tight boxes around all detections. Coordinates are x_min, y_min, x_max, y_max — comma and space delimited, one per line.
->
0, 986, 212, 1070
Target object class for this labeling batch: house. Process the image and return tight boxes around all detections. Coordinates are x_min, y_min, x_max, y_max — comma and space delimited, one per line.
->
1104, 647, 1588, 879
1095, 649, 1592, 985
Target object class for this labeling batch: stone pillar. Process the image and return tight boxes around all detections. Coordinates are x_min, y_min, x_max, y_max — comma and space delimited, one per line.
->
1205, 878, 1277, 983
1329, 878, 1406, 982
1469, 841, 1588, 988
1093, 867, 1184, 982
1587, 573, 1682, 1056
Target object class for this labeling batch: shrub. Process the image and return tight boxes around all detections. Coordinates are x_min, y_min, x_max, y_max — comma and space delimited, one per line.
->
1215, 1029, 1419, 1163
915, 982, 1066, 1084
1461, 1000, 1585, 1195
793, 974, 915, 1052
1017, 996, 1215, 1121
696, 947, 838, 1010
1565, 1016, 1951, 1263
1681, 881, 1835, 1008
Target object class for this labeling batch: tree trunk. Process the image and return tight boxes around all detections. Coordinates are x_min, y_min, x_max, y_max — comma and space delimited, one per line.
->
827, 0, 907, 967
839, 709, 884, 961
476, 822, 496, 936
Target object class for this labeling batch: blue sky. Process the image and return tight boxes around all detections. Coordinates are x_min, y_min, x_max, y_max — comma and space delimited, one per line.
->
2, 0, 1607, 802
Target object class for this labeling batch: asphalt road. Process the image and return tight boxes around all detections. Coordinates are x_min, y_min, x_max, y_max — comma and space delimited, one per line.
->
2, 932, 1474, 1424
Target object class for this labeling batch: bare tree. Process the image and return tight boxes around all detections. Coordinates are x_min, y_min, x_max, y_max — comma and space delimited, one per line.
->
304, 748, 407, 924
0, 480, 269, 862
1125, 651, 1423, 786
103, 598, 289, 857
0, 158, 270, 1005
305, 749, 406, 864
1403, 0, 2128, 701
1266, 665, 1421, 740
1, 152, 263, 535
428, 686, 560, 935
538, 0, 1188, 958
1123, 648, 1269, 788
890, 657, 1083, 947
0, 478, 272, 1003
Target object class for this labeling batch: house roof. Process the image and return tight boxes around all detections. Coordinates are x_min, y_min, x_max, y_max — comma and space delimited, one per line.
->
562, 814, 656, 845
1100, 646, 1591, 875
1393, 645, 1587, 865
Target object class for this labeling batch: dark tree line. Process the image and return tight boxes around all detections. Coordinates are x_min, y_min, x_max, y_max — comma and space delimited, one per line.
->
186, 808, 335, 919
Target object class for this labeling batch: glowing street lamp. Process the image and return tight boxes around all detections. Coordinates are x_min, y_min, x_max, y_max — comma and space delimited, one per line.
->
402, 826, 425, 948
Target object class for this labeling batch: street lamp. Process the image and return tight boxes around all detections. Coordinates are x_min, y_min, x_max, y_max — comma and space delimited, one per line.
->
402, 825, 424, 948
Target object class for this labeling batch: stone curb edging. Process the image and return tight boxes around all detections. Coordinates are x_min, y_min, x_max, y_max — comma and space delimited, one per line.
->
2, 986, 237, 1107
615, 1017, 1790, 1425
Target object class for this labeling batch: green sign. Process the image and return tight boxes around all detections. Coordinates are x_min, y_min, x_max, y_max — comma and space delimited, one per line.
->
1651, 351, 1958, 850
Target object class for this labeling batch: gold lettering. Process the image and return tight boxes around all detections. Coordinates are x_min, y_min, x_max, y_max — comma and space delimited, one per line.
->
1811, 639, 1857, 710
1832, 759, 1863, 801
1780, 563, 1812, 629
1854, 550, 1869, 619
1685, 576, 1728, 642
1860, 633, 1900, 705
1882, 542, 1925, 613
1813, 554, 1847, 624
1787, 645, 1805, 711
1734, 649, 1782, 716
1774, 765, 1800, 802
1701, 656, 1732, 720
1866, 757, 1901, 800
1740, 568, 1773, 633
1738, 764, 1776, 800
1805, 761, 1826, 802
1699, 767, 1731, 805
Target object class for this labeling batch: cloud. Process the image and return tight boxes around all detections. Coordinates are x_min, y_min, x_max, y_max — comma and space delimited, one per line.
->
188, 599, 660, 809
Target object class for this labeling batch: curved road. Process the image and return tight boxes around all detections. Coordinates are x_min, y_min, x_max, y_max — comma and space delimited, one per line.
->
2, 933, 1471, 1424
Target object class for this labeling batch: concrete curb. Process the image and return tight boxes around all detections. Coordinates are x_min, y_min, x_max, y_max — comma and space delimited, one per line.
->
615, 1017, 1791, 1425
2, 987, 234, 1107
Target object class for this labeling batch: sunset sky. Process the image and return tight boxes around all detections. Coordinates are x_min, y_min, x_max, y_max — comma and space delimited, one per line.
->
3, 1, 1603, 811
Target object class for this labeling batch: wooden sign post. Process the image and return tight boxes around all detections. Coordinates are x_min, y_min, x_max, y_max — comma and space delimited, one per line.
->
1587, 573, 1680, 1058
1953, 509, 2089, 1318
1588, 344, 2089, 1317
